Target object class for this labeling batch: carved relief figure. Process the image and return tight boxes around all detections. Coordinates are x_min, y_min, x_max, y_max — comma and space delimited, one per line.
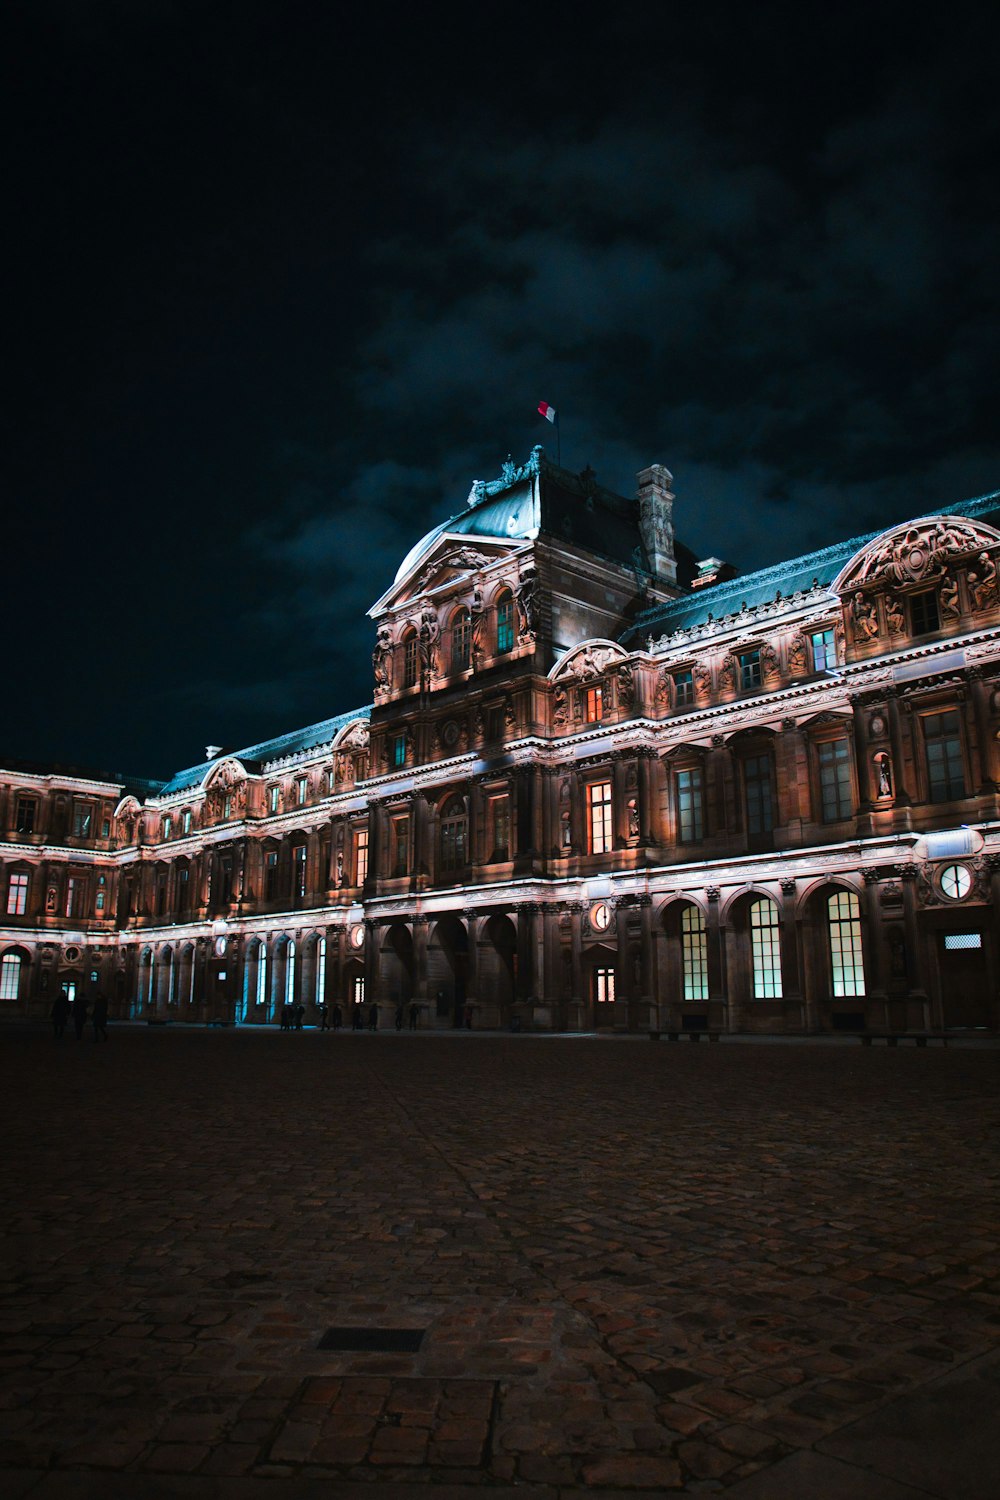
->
372, 624, 392, 690
655, 670, 670, 708
504, 696, 516, 733
514, 573, 537, 642
760, 642, 779, 678
853, 592, 880, 640
788, 633, 807, 675
884, 595, 906, 635
693, 663, 712, 700
418, 608, 440, 676
939, 573, 961, 620
553, 686, 569, 725
470, 586, 486, 663
968, 552, 999, 612
719, 655, 737, 692
335, 851, 345, 887
616, 663, 635, 710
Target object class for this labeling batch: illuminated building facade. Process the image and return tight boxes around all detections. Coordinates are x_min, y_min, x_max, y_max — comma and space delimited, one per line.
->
3, 447, 1000, 1034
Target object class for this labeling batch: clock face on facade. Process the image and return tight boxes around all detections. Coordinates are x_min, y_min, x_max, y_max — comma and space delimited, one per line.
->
590, 901, 612, 932
940, 864, 973, 900
350, 925, 364, 948
214, 936, 227, 956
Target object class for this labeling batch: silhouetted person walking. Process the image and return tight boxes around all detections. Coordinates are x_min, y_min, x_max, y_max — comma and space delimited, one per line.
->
51, 990, 70, 1040
331, 1003, 342, 1031
408, 1000, 419, 1031
72, 994, 88, 1040
92, 992, 109, 1042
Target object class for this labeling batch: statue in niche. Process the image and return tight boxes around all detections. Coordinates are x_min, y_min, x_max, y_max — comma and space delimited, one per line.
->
617, 663, 635, 710
853, 592, 880, 640
627, 798, 640, 838
372, 624, 392, 690
788, 633, 807, 674
335, 851, 345, 887
693, 663, 712, 699
473, 704, 485, 742
553, 686, 569, 725
470, 586, 486, 663
939, 573, 961, 620
504, 696, 516, 733
561, 810, 572, 847
514, 572, 537, 641
884, 595, 906, 635
760, 643, 779, 678
875, 752, 893, 799
968, 552, 999, 612
418, 608, 440, 676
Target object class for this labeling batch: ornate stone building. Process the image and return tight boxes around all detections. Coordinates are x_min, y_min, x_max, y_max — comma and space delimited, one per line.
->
3, 447, 999, 1033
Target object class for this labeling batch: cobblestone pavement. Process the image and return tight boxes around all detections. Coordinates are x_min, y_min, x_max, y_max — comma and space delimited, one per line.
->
2, 1026, 999, 1497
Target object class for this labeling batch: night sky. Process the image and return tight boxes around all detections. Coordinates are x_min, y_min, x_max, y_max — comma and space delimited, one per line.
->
6, 1, 1000, 780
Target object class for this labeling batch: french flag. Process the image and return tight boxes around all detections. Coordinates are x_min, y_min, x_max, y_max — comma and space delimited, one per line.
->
537, 401, 557, 424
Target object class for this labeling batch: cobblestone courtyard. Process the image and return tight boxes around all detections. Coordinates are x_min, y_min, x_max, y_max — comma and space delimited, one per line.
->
2, 1027, 1000, 1498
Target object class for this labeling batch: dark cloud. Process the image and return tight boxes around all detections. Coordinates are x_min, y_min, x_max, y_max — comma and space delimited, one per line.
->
4, 2, 1000, 773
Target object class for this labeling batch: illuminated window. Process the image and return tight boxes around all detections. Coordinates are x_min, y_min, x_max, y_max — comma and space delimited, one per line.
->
255, 943, 267, 1008
440, 797, 467, 873
182, 809, 192, 835
6, 873, 28, 916
293, 844, 307, 898
594, 967, 615, 1008
64, 878, 78, 919
315, 936, 326, 1006
828, 890, 865, 996
818, 739, 852, 822
352, 975, 366, 1007
489, 796, 510, 861
676, 767, 703, 843
72, 802, 93, 837
354, 827, 368, 885
297, 777, 307, 806
585, 686, 603, 722
744, 753, 774, 835
403, 633, 419, 688
0, 953, 22, 1001
750, 899, 782, 998
176, 866, 189, 913
264, 849, 278, 899
95, 889, 105, 912
161, 815, 172, 841
223, 795, 232, 820
452, 609, 471, 673
587, 780, 613, 855
924, 711, 964, 802
673, 670, 694, 707
811, 628, 836, 671
284, 940, 296, 1007
681, 905, 708, 999
496, 592, 514, 654
268, 786, 280, 814
739, 649, 762, 691
910, 589, 940, 635
14, 798, 36, 835
392, 733, 406, 768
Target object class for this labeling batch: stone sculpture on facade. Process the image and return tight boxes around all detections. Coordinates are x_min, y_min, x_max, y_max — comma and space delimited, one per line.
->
853, 592, 880, 640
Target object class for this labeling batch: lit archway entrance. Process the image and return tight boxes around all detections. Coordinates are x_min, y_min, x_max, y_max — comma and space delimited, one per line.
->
429, 915, 468, 1026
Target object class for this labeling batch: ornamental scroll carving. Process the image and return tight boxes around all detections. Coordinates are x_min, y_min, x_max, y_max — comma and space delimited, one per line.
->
837, 517, 1000, 593
413, 546, 492, 595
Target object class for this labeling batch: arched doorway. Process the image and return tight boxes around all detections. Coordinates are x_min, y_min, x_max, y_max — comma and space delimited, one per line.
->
583, 943, 618, 1028
380, 923, 414, 1024
428, 915, 468, 1026
481, 914, 516, 1028
659, 899, 710, 1031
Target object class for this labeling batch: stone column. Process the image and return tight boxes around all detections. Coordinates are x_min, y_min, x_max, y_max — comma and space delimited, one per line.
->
637, 747, 656, 845
462, 909, 479, 1008
779, 877, 805, 1030
412, 916, 429, 1004
614, 900, 631, 1029
705, 888, 729, 1031
569, 905, 585, 1030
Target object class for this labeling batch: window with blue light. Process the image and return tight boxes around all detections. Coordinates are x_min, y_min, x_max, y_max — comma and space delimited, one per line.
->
392, 733, 406, 768
496, 593, 514, 654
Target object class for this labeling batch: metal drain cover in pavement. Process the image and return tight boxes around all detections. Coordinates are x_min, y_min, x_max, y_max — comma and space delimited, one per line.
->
317, 1326, 426, 1352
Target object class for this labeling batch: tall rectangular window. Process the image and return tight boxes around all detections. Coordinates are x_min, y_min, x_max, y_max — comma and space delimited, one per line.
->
393, 818, 409, 877
268, 786, 280, 814
440, 803, 467, 873
182, 810, 192, 835
828, 891, 865, 997
293, 844, 307, 897
750, 899, 782, 998
585, 686, 603, 722
176, 867, 189, 913
354, 828, 369, 885
6, 872, 28, 916
739, 649, 762, 691
744, 754, 774, 835
676, 767, 703, 843
452, 610, 471, 673
392, 733, 406, 768
818, 739, 852, 822
924, 710, 965, 802
681, 906, 708, 1000
490, 796, 510, 861
403, 635, 419, 688
496, 594, 514, 654
315, 936, 326, 1007
910, 589, 940, 635
673, 670, 694, 707
594, 967, 615, 1008
264, 849, 278, 899
296, 777, 307, 806
161, 816, 172, 841
811, 628, 836, 671
587, 780, 613, 855
65, 878, 78, 919
14, 798, 36, 835
72, 802, 93, 837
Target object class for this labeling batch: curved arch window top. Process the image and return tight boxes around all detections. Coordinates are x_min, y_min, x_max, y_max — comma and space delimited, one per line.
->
828, 890, 865, 996
681, 905, 708, 1000
0, 952, 22, 1001
440, 796, 468, 873
496, 592, 514, 654
402, 633, 419, 689
750, 899, 782, 998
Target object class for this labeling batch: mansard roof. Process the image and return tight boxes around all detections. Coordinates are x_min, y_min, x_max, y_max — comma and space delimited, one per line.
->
621, 486, 1000, 647
156, 705, 371, 797
389, 445, 700, 591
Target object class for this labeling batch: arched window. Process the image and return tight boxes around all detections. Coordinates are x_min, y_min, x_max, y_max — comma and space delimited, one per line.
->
284, 939, 296, 1007
0, 952, 22, 1001
496, 591, 514, 654
141, 947, 154, 1009
315, 936, 326, 1007
750, 899, 782, 998
402, 631, 419, 689
255, 942, 267, 1009
440, 796, 468, 873
680, 906, 708, 1000
828, 890, 865, 996
452, 608, 471, 673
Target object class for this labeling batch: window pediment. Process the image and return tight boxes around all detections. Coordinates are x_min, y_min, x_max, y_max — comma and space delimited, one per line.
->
835, 517, 1000, 595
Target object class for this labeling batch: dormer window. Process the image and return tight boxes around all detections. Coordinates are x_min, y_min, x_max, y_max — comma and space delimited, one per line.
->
182, 809, 192, 835
268, 786, 280, 814
162, 815, 172, 841
585, 685, 603, 723
673, 670, 694, 707
739, 650, 762, 691
296, 776, 307, 806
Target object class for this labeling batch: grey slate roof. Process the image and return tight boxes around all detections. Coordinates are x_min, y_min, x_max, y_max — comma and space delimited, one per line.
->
621, 487, 1000, 647
156, 705, 371, 798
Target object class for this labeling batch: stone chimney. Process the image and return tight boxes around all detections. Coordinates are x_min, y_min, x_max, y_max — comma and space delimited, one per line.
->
636, 464, 677, 585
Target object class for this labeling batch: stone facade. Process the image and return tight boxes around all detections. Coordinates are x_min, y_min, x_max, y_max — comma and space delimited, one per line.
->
3, 449, 1000, 1034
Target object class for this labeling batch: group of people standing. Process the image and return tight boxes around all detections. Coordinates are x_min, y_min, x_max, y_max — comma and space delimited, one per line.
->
51, 990, 108, 1042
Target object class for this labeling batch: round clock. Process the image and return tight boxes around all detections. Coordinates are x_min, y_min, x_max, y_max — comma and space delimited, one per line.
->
349, 925, 365, 949
214, 936, 228, 957
590, 901, 612, 932
940, 864, 973, 900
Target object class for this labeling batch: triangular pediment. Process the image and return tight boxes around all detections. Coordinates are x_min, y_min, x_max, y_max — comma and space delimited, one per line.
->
369, 532, 522, 617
